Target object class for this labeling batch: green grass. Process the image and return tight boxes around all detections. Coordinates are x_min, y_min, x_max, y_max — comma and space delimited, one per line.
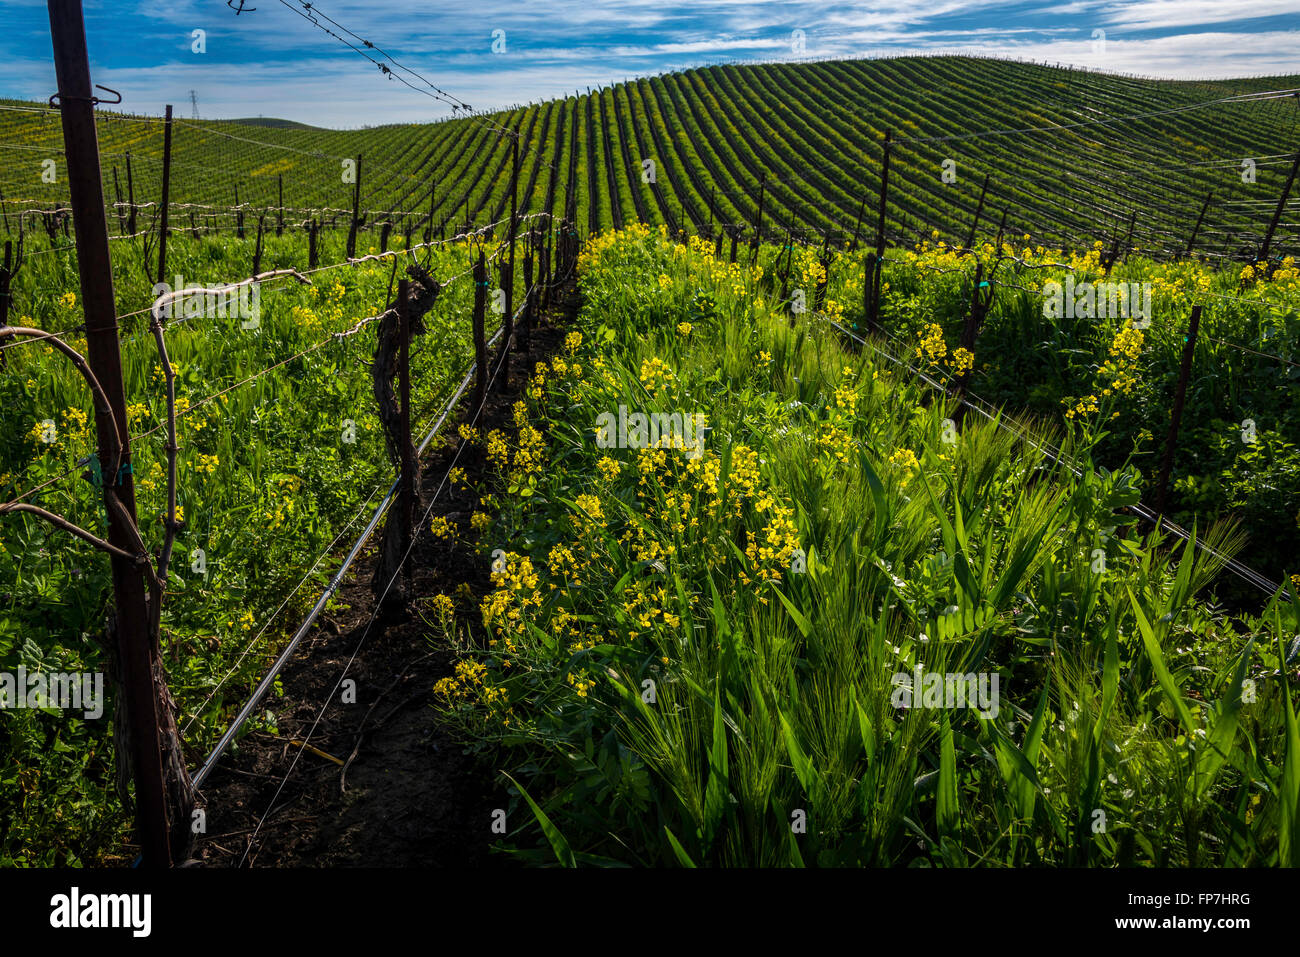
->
0, 226, 526, 863
431, 224, 1299, 867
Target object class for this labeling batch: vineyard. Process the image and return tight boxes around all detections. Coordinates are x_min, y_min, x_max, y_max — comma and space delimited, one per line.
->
3, 2, 1300, 876
5, 56, 1300, 255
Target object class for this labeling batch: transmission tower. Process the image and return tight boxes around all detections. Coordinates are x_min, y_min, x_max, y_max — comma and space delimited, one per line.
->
189, 90, 199, 120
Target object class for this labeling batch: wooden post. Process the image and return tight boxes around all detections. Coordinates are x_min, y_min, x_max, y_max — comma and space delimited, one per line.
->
276, 173, 284, 236
729, 225, 737, 264
308, 217, 318, 269
49, 0, 178, 868
1153, 305, 1203, 521
1259, 151, 1299, 266
380, 220, 391, 253
156, 103, 172, 285
235, 185, 244, 239
965, 172, 989, 252
346, 154, 362, 259
397, 278, 414, 589
472, 250, 488, 413
1184, 192, 1212, 259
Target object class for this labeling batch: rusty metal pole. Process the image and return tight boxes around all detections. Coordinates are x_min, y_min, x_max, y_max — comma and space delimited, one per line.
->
48, 0, 172, 868
156, 104, 172, 284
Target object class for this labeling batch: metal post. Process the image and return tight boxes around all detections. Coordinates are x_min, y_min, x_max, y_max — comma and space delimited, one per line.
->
125, 152, 136, 236
850, 192, 867, 251
397, 278, 414, 587
500, 135, 519, 385
111, 166, 125, 234
424, 178, 436, 246
1153, 305, 1203, 521
1259, 151, 1299, 265
1184, 192, 1212, 259
347, 154, 362, 259
48, 0, 172, 868
965, 173, 989, 252
867, 130, 892, 332
0, 241, 12, 330
156, 104, 172, 284
472, 250, 488, 413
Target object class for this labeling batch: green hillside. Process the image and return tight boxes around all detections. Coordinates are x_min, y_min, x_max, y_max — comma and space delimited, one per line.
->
2, 56, 1298, 257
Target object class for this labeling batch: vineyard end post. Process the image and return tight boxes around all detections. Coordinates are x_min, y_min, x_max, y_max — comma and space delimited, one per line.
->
49, 0, 175, 868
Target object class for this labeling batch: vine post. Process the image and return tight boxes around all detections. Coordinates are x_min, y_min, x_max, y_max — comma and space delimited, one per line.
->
49, 0, 175, 867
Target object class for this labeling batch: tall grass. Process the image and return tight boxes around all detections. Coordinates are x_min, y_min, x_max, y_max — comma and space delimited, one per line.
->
433, 225, 1300, 867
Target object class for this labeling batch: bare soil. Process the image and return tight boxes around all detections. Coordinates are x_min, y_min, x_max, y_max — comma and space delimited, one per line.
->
194, 281, 576, 867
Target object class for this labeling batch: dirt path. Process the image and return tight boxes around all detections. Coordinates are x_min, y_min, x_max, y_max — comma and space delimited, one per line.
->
196, 280, 577, 867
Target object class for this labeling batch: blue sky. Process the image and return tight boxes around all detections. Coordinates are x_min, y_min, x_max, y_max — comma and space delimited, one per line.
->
2, 0, 1298, 127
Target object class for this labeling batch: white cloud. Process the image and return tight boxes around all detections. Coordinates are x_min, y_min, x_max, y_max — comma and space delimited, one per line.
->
3, 1, 1298, 126
1098, 1, 1300, 31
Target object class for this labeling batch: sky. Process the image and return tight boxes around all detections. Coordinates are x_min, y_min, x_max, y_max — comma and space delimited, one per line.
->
1, 0, 1298, 128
